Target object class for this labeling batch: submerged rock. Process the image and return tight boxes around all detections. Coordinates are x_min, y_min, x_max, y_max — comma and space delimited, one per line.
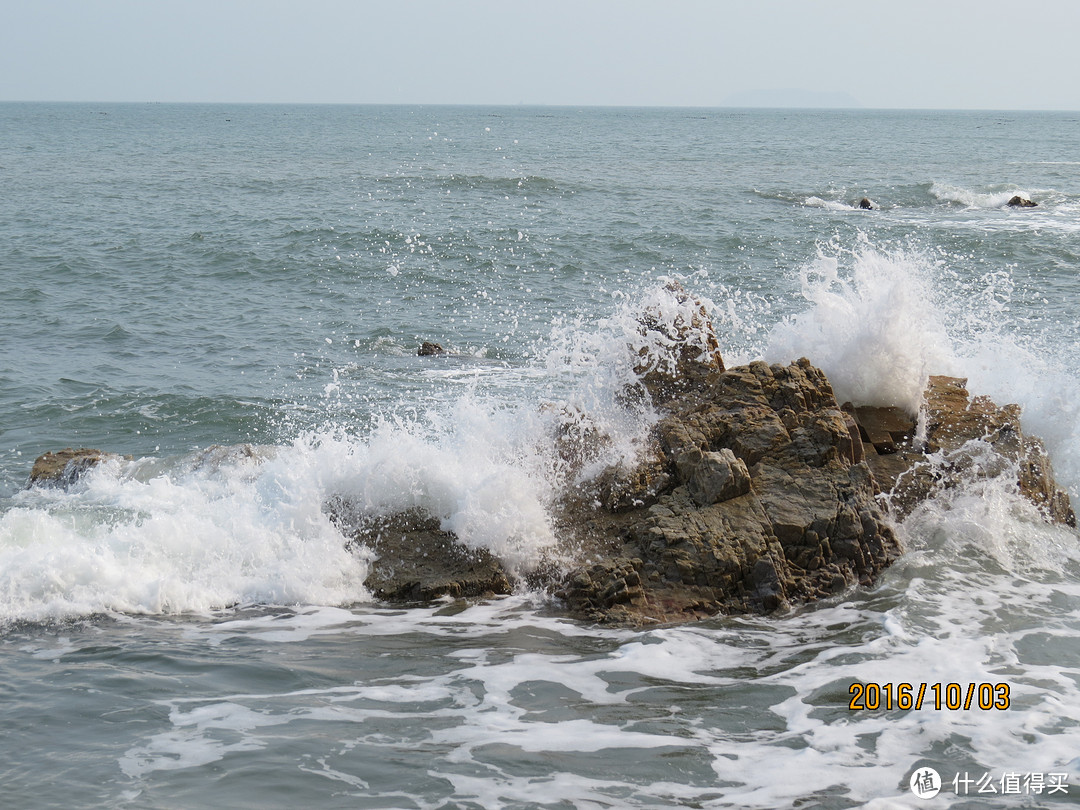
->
27, 448, 128, 488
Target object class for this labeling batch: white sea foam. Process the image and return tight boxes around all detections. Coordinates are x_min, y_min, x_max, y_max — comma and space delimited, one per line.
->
0, 449, 370, 624
804, 195, 860, 212
930, 181, 1032, 209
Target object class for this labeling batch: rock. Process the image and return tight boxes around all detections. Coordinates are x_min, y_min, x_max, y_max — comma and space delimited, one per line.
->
556, 356, 904, 625
1007, 195, 1037, 208
859, 376, 1075, 525
680, 448, 752, 507
633, 280, 725, 399
858, 197, 874, 209
418, 341, 446, 356
847, 405, 915, 454
317, 292, 1072, 625
554, 306, 1072, 625
187, 443, 275, 473
328, 507, 514, 601
27, 447, 127, 488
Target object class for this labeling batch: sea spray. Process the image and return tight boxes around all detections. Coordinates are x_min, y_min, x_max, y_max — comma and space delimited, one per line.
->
322, 280, 723, 568
930, 181, 1034, 209
764, 239, 956, 414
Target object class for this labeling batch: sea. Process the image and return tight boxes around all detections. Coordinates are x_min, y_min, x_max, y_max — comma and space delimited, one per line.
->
1, 103, 1079, 809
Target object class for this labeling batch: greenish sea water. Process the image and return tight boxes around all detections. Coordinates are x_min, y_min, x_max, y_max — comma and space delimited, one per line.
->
1, 103, 1079, 808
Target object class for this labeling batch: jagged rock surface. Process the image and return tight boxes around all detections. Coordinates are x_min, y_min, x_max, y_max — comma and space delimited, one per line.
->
556, 358, 903, 625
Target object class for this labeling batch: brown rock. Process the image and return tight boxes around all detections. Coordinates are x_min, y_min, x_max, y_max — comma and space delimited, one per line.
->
418, 341, 446, 356
633, 280, 725, 399
557, 356, 903, 625
1007, 195, 1037, 208
28, 448, 127, 488
860, 376, 1074, 526
318, 293, 1073, 626
338, 509, 513, 601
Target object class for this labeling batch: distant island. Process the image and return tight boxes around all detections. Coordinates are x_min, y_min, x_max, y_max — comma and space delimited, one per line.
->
721, 88, 863, 109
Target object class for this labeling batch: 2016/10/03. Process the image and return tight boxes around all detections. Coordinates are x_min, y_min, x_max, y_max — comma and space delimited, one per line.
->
848, 682, 1010, 711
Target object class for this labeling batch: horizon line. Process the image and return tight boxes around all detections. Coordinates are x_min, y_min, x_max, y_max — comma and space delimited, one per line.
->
2, 99, 1078, 114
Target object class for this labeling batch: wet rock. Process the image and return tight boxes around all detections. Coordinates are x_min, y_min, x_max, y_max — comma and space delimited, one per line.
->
557, 355, 903, 625
188, 443, 275, 473
860, 376, 1075, 526
633, 280, 725, 399
27, 448, 128, 488
316, 292, 1072, 625
1007, 196, 1037, 208
339, 509, 513, 601
556, 314, 1073, 625
418, 341, 446, 356
847, 405, 915, 455
858, 197, 874, 209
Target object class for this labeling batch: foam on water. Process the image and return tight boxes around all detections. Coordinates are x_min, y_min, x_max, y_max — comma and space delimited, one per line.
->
0, 450, 370, 624
929, 181, 1031, 209
110, 493, 1080, 808
804, 195, 863, 212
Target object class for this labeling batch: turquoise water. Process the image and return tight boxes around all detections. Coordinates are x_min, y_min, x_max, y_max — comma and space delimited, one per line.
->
2, 103, 1080, 808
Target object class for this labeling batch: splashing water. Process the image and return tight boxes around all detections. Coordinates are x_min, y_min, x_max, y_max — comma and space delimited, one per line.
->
764, 240, 957, 414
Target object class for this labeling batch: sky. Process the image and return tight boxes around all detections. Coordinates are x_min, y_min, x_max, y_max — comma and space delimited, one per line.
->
3, 0, 1079, 110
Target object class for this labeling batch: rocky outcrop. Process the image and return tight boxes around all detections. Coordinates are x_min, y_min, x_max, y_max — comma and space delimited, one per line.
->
28, 301, 1074, 627
305, 290, 1075, 625
555, 357, 902, 625
1007, 195, 1037, 208
27, 447, 127, 488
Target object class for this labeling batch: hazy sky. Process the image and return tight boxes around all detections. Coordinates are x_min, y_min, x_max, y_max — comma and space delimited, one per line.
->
4, 0, 1079, 110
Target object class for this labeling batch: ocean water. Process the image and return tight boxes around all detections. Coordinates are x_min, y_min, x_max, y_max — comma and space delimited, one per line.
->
1, 103, 1080, 808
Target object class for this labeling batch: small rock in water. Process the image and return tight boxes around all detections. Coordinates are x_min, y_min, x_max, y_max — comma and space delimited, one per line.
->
28, 448, 126, 488
858, 197, 874, 209
1007, 195, 1037, 208
418, 341, 446, 356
